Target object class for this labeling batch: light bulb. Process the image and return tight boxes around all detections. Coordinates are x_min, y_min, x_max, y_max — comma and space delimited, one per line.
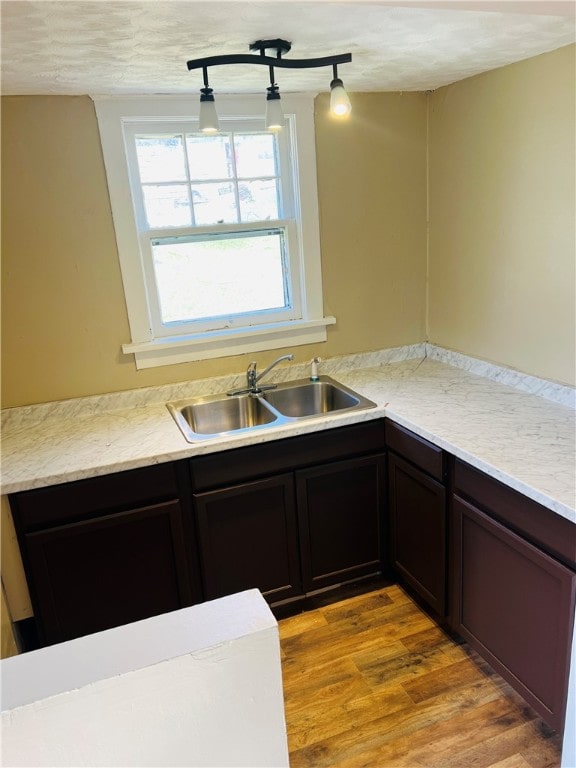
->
330, 78, 351, 117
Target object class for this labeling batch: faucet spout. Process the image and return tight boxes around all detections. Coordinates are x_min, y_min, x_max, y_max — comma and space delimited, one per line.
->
255, 354, 294, 385
227, 354, 294, 397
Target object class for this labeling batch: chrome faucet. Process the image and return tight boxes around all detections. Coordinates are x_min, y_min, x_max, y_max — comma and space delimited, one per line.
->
228, 354, 294, 396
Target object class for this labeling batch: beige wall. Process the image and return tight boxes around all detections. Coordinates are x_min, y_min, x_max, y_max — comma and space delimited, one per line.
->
315, 92, 427, 356
1, 93, 427, 408
428, 44, 576, 386
1, 584, 19, 658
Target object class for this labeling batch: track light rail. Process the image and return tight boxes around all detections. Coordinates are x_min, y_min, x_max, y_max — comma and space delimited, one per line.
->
187, 38, 351, 72
187, 52, 352, 71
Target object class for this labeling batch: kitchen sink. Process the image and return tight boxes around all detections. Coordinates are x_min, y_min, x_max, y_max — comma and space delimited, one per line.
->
174, 394, 278, 435
167, 375, 377, 443
263, 380, 360, 418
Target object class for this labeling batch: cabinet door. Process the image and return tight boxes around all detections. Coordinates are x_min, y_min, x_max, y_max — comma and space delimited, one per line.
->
453, 496, 576, 731
296, 454, 385, 592
388, 452, 447, 616
194, 474, 301, 604
24, 500, 193, 645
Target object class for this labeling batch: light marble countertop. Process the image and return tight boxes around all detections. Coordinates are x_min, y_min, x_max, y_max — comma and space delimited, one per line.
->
1, 347, 574, 524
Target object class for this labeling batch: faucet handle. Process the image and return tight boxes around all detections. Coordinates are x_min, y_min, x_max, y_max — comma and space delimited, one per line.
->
247, 361, 258, 389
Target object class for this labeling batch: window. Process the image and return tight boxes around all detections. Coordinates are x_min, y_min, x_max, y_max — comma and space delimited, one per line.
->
94, 96, 335, 369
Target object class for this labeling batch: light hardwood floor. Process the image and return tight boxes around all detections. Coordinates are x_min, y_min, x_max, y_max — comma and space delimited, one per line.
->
279, 583, 562, 768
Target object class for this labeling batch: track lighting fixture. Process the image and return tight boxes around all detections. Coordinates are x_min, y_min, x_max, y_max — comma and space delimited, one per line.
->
187, 39, 352, 131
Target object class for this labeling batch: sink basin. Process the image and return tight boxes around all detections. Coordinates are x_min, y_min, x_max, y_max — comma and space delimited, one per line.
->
167, 376, 377, 443
168, 394, 278, 440
263, 380, 360, 417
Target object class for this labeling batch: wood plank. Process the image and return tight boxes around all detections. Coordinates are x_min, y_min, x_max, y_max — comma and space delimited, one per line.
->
277, 608, 329, 640
287, 703, 356, 751
438, 720, 560, 768
320, 588, 394, 621
402, 657, 495, 703
488, 756, 532, 768
400, 624, 459, 653
283, 659, 372, 713
354, 638, 474, 692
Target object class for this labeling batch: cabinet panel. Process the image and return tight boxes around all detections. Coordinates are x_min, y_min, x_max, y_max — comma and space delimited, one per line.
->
296, 455, 385, 592
454, 458, 576, 568
453, 496, 576, 731
389, 453, 446, 616
25, 500, 193, 645
13, 463, 180, 531
385, 420, 445, 482
194, 474, 301, 604
190, 421, 385, 491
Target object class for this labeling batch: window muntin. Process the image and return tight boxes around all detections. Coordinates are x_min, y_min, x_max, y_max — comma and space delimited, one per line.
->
133, 130, 283, 230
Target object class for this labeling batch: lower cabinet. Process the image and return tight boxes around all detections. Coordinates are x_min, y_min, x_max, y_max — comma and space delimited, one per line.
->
10, 463, 200, 645
385, 420, 448, 617
452, 461, 576, 732
388, 453, 446, 616
194, 474, 301, 603
296, 455, 385, 592
189, 421, 387, 608
194, 454, 386, 607
24, 501, 193, 645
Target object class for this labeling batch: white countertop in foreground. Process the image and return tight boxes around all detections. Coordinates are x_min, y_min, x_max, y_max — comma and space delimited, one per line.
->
1, 350, 574, 523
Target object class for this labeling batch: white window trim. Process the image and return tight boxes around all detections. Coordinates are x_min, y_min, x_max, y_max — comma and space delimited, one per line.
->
92, 94, 335, 369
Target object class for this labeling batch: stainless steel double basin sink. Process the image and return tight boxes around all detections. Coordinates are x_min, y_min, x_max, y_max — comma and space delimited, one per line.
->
167, 376, 377, 443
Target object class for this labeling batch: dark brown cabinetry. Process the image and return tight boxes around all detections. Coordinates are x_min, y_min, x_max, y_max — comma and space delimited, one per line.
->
452, 459, 576, 731
10, 463, 201, 646
296, 454, 385, 592
194, 474, 301, 603
386, 420, 447, 617
189, 421, 386, 608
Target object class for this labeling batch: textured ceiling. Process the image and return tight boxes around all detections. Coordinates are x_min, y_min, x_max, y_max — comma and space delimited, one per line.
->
1, 1, 574, 95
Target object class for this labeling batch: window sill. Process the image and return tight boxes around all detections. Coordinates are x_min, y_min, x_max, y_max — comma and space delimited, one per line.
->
122, 317, 337, 370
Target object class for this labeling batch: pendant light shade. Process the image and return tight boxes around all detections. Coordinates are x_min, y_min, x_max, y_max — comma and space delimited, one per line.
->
330, 76, 351, 117
199, 87, 219, 132
265, 84, 284, 131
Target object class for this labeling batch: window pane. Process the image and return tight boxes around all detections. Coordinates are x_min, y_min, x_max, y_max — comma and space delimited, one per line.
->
234, 133, 277, 178
143, 185, 191, 227
186, 134, 233, 180
151, 231, 288, 324
135, 136, 186, 183
239, 179, 280, 222
191, 182, 237, 225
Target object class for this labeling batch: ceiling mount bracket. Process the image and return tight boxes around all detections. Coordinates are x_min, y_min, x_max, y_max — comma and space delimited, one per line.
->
249, 39, 292, 58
